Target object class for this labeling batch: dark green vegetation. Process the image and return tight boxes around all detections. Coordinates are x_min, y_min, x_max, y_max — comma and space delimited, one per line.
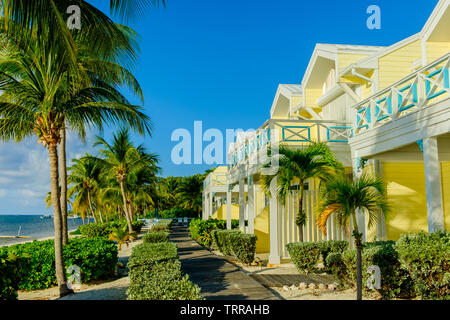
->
126, 242, 203, 300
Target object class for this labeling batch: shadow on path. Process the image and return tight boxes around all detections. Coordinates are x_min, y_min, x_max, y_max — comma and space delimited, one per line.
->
171, 226, 279, 301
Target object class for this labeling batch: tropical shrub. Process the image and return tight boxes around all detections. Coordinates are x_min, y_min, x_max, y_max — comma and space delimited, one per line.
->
189, 218, 239, 247
143, 231, 170, 243
0, 238, 118, 290
213, 230, 257, 264
326, 253, 348, 286
127, 243, 203, 300
395, 231, 449, 300
286, 242, 321, 273
341, 241, 413, 299
0, 252, 30, 300
319, 240, 348, 269
77, 219, 144, 238
145, 208, 198, 219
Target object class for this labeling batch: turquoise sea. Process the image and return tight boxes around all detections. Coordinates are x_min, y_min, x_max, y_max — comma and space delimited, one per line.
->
0, 215, 90, 246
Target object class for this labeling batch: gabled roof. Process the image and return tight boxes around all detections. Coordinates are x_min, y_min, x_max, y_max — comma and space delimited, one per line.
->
270, 84, 302, 118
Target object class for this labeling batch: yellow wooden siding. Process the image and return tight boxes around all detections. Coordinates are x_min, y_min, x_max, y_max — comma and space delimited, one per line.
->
304, 88, 322, 107
291, 96, 303, 109
338, 53, 368, 73
382, 163, 428, 240
211, 204, 239, 220
426, 42, 450, 64
441, 162, 450, 230
378, 40, 422, 90
255, 205, 270, 253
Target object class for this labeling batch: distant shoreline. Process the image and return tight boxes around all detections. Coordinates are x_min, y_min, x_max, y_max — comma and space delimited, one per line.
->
0, 227, 79, 248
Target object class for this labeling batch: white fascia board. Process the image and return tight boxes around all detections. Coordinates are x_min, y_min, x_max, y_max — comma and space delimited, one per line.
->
301, 44, 338, 88
421, 0, 449, 41
316, 85, 344, 107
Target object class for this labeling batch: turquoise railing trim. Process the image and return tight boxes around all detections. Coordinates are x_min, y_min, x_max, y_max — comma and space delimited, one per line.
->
426, 67, 449, 100
398, 83, 418, 112
375, 96, 392, 122
282, 126, 311, 142
327, 126, 352, 142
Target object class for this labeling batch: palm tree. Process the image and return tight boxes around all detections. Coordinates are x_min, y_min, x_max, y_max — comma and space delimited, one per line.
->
262, 142, 343, 241
93, 129, 157, 232
317, 172, 389, 300
67, 155, 103, 224
177, 175, 204, 217
0, 28, 151, 297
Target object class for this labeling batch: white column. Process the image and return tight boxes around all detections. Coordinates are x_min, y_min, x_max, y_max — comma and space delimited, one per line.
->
248, 177, 255, 234
239, 178, 245, 231
226, 185, 232, 230
208, 193, 213, 219
423, 137, 445, 232
269, 177, 280, 265
374, 160, 387, 240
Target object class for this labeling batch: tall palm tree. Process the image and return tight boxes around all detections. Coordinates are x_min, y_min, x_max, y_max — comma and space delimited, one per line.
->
0, 28, 151, 296
67, 155, 103, 224
177, 175, 204, 217
317, 172, 389, 300
262, 142, 343, 241
93, 129, 157, 232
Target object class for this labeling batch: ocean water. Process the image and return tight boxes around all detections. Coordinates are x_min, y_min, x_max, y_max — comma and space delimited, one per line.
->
0, 215, 90, 246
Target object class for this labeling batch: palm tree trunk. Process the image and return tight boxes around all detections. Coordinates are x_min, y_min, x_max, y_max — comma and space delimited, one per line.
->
87, 190, 97, 223
352, 212, 363, 300
59, 127, 69, 245
120, 181, 133, 233
48, 143, 72, 297
98, 210, 104, 224
297, 183, 304, 242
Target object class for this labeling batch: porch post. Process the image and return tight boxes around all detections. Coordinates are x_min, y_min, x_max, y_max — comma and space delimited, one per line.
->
269, 176, 280, 265
374, 159, 387, 239
248, 176, 255, 234
239, 178, 245, 231
202, 193, 207, 220
208, 193, 213, 219
423, 137, 445, 232
226, 185, 232, 230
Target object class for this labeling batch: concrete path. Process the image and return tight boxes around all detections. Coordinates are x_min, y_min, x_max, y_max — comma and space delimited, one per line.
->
171, 226, 280, 300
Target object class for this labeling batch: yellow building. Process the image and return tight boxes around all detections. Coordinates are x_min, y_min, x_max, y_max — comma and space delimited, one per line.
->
202, 0, 450, 264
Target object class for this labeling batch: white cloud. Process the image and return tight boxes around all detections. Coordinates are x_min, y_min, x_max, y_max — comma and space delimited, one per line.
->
0, 130, 97, 214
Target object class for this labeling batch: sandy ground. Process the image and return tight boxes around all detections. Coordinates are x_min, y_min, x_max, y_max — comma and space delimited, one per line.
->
18, 238, 143, 301
210, 250, 377, 300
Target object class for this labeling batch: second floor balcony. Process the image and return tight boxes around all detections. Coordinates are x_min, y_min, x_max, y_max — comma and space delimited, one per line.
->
226, 118, 352, 170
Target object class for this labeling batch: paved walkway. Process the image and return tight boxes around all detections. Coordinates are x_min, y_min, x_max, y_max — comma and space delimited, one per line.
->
171, 226, 279, 300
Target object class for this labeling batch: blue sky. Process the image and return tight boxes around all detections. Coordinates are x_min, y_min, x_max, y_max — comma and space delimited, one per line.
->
0, 0, 439, 214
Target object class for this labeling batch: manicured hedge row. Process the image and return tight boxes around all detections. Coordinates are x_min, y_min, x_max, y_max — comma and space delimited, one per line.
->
146, 208, 198, 219
212, 230, 257, 265
150, 219, 172, 232
77, 219, 144, 238
127, 243, 203, 300
396, 231, 449, 300
286, 240, 348, 273
143, 231, 170, 244
0, 238, 118, 290
0, 252, 29, 300
325, 232, 449, 300
189, 218, 239, 247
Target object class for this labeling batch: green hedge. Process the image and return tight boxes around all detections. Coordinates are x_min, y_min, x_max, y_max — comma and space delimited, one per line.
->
396, 231, 449, 300
77, 219, 144, 238
319, 240, 348, 269
286, 242, 321, 273
0, 252, 29, 300
189, 218, 239, 247
341, 241, 413, 299
0, 238, 118, 290
212, 230, 257, 264
145, 208, 198, 219
127, 243, 203, 300
143, 231, 170, 244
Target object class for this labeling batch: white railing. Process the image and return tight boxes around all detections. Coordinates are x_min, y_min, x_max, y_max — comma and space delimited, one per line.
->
227, 119, 352, 168
354, 53, 450, 136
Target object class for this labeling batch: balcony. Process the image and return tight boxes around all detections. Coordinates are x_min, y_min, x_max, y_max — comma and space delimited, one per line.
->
353, 53, 450, 137
226, 119, 353, 171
